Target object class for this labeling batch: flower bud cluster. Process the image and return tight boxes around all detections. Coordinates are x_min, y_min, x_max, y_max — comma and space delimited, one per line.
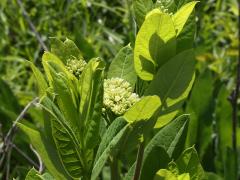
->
157, 1, 173, 16
103, 77, 140, 115
66, 57, 87, 78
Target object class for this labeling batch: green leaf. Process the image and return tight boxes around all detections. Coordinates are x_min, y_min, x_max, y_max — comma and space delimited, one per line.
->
79, 58, 105, 149
42, 52, 76, 85
141, 147, 171, 180
51, 118, 83, 178
17, 123, 70, 180
145, 49, 195, 103
175, 147, 205, 180
123, 96, 161, 124
25, 168, 42, 180
224, 148, 238, 180
91, 117, 129, 180
154, 169, 177, 180
134, 9, 176, 80
185, 70, 214, 160
133, 0, 153, 27
155, 73, 195, 128
40, 98, 83, 178
50, 38, 83, 64
47, 63, 80, 129
108, 45, 137, 87
172, 1, 198, 36
124, 115, 189, 180
25, 168, 54, 180
154, 169, 190, 180
27, 61, 48, 97
205, 172, 223, 180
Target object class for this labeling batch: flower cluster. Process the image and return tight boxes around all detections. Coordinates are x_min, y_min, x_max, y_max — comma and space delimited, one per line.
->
66, 57, 87, 78
103, 77, 140, 115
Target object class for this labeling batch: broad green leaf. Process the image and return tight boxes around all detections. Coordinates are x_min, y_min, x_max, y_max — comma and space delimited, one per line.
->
91, 117, 129, 180
27, 61, 48, 97
17, 123, 70, 180
79, 58, 105, 149
145, 49, 195, 102
25, 168, 54, 180
155, 73, 195, 128
50, 38, 83, 64
108, 45, 137, 87
141, 147, 171, 180
124, 115, 189, 180
123, 96, 161, 124
134, 9, 176, 80
175, 147, 205, 180
133, 0, 153, 27
172, 1, 198, 36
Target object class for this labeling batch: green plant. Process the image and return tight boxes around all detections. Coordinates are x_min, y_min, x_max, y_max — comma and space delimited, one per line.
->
15, 1, 208, 179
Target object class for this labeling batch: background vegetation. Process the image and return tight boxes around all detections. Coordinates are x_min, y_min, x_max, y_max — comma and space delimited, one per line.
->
0, 0, 239, 179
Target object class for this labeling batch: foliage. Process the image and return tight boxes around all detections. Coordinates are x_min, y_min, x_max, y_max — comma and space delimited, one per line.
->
0, 0, 239, 179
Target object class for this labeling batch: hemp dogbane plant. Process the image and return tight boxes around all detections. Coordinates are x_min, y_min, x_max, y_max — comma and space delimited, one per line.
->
19, 1, 207, 180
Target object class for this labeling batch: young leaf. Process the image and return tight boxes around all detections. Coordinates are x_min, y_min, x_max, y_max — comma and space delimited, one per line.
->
172, 1, 198, 36
123, 96, 161, 124
17, 123, 71, 180
108, 45, 137, 88
134, 9, 176, 80
145, 49, 195, 102
50, 37, 83, 64
79, 58, 105, 149
25, 168, 54, 180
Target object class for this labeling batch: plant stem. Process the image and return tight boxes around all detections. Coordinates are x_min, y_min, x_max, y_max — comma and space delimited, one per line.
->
110, 156, 120, 180
133, 141, 145, 180
228, 2, 240, 151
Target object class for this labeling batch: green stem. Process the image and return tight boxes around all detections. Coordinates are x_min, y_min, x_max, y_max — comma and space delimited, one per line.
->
110, 156, 120, 180
133, 141, 145, 180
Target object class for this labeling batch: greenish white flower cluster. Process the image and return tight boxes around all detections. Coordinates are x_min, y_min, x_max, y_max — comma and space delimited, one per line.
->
103, 77, 140, 115
66, 57, 87, 78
